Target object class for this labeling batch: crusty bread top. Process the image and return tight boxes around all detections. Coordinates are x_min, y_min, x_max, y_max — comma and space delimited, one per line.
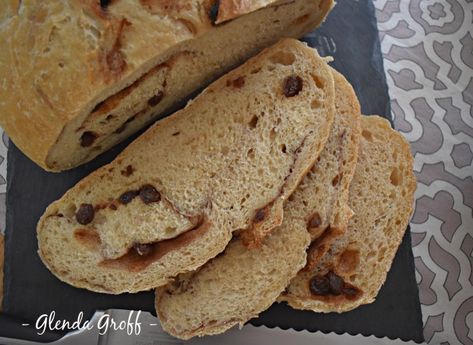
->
37, 38, 335, 293
0, 0, 297, 168
281, 115, 416, 313
155, 68, 359, 340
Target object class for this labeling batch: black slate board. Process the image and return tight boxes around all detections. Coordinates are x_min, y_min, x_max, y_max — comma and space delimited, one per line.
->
1, 0, 424, 343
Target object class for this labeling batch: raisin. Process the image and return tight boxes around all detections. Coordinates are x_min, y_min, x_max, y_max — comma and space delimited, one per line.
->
80, 131, 98, 147
309, 275, 330, 295
308, 213, 322, 229
133, 243, 153, 256
139, 185, 161, 204
75, 204, 95, 225
119, 190, 139, 204
283, 76, 303, 97
327, 271, 344, 295
147, 91, 164, 107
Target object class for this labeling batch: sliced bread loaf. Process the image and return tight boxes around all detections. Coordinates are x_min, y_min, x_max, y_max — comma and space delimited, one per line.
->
0, 0, 333, 171
154, 68, 360, 339
280, 115, 416, 312
37, 39, 335, 294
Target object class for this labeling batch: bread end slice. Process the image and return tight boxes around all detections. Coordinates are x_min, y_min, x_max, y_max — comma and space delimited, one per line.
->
280, 115, 416, 312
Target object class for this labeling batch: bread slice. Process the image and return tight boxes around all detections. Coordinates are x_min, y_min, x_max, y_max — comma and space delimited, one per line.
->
37, 39, 335, 294
280, 115, 416, 312
0, 0, 334, 171
294, 68, 361, 245
154, 68, 360, 340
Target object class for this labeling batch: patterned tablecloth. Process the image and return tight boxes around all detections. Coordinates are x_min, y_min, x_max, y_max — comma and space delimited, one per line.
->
0, 1, 472, 343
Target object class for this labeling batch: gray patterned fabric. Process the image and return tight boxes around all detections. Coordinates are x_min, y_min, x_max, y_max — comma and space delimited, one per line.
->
0, 1, 471, 343
374, 0, 473, 344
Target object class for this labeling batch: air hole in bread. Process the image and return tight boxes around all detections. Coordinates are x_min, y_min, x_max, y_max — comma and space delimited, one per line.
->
269, 128, 277, 141
366, 250, 376, 261
80, 131, 98, 147
311, 74, 324, 89
148, 92, 164, 107
280, 144, 287, 153
311, 98, 321, 109
310, 163, 318, 173
247, 148, 255, 159
332, 174, 340, 186
269, 51, 296, 66
248, 115, 258, 129
121, 165, 134, 177
362, 130, 373, 141
390, 167, 402, 186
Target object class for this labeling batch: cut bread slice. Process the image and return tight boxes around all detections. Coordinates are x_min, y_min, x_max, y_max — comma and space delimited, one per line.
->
37, 39, 335, 294
280, 115, 416, 312
294, 69, 361, 245
155, 68, 360, 340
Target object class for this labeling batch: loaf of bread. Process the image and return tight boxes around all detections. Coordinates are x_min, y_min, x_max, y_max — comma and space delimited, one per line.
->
280, 116, 416, 312
0, 0, 333, 171
155, 68, 360, 339
37, 39, 336, 294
